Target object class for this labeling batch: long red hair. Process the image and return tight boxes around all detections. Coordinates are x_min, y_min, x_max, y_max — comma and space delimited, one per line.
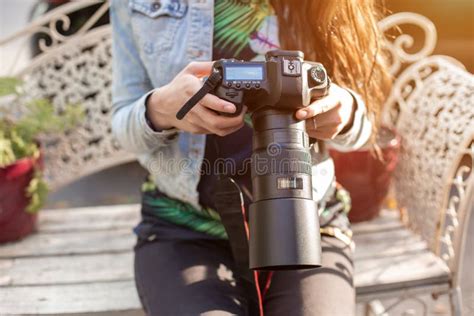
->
271, 0, 392, 136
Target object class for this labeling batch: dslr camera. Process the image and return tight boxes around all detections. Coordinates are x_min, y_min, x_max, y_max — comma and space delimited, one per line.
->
177, 50, 330, 270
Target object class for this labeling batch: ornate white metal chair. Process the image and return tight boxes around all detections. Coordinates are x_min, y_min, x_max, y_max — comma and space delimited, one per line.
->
371, 13, 473, 315
350, 13, 473, 315
0, 2, 472, 315
367, 55, 473, 315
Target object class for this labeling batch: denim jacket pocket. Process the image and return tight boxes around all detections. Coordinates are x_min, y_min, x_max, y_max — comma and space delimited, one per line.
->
129, 0, 188, 75
129, 0, 187, 19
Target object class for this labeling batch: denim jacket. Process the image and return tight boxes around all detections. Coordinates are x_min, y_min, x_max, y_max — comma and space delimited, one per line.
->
110, 0, 372, 212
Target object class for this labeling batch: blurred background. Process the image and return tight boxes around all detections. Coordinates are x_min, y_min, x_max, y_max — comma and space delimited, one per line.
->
388, 0, 473, 72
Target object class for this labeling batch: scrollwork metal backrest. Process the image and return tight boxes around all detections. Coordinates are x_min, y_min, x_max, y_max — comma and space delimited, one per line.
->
378, 12, 438, 78
380, 13, 474, 279
0, 0, 135, 190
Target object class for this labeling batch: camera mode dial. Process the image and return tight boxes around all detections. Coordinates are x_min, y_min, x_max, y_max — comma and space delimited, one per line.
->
310, 65, 327, 85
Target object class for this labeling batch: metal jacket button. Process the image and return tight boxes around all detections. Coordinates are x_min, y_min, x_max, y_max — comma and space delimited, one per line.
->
151, 2, 161, 11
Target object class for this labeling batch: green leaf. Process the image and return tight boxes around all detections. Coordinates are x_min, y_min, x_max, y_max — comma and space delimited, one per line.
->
8, 129, 39, 163
214, 0, 273, 55
25, 170, 49, 213
141, 175, 157, 192
14, 99, 84, 141
244, 113, 253, 128
0, 77, 22, 97
0, 131, 16, 167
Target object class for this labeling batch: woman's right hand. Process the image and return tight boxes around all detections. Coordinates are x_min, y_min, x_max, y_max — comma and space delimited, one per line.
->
146, 61, 247, 136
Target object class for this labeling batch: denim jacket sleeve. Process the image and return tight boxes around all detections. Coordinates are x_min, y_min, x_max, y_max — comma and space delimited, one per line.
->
110, 0, 178, 155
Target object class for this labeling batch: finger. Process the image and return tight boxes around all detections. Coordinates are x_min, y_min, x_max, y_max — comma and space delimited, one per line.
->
180, 119, 212, 135
221, 108, 247, 134
199, 94, 236, 114
191, 126, 212, 134
308, 105, 343, 128
295, 94, 341, 120
182, 61, 214, 77
309, 126, 340, 140
193, 106, 246, 136
179, 113, 212, 134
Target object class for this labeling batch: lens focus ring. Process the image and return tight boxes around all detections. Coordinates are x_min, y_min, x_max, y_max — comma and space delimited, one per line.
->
252, 148, 312, 177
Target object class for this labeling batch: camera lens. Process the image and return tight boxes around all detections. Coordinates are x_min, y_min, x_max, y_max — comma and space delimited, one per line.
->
249, 109, 321, 270
251, 110, 312, 201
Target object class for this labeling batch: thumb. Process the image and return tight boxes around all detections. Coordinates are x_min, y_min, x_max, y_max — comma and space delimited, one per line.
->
183, 61, 214, 77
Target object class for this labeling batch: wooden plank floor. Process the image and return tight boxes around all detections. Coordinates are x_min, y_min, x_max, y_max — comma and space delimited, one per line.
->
0, 205, 141, 315
0, 205, 451, 314
352, 211, 451, 301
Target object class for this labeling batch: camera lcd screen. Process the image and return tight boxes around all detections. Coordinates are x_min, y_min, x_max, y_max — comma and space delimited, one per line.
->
225, 65, 263, 81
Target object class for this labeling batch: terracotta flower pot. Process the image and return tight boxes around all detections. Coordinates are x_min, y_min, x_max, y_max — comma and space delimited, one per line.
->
330, 127, 401, 223
0, 155, 41, 243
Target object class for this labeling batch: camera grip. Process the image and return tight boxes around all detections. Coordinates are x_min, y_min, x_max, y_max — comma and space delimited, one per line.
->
214, 86, 244, 117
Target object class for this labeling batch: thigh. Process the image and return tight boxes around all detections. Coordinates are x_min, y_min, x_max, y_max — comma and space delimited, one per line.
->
134, 238, 256, 316
264, 236, 355, 316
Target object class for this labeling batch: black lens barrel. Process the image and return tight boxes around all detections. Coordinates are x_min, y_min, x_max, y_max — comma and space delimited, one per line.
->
249, 198, 322, 270
249, 108, 321, 270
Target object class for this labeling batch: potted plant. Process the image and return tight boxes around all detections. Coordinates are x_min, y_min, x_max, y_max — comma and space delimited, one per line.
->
0, 77, 83, 243
330, 126, 401, 222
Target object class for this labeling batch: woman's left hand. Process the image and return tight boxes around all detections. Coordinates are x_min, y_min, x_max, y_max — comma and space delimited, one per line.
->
295, 83, 355, 140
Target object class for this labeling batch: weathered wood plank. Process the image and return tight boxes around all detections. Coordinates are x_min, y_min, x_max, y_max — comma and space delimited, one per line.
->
352, 209, 404, 234
356, 283, 451, 303
0, 229, 135, 259
353, 227, 428, 260
355, 250, 450, 295
0, 252, 133, 286
38, 204, 140, 233
0, 280, 142, 315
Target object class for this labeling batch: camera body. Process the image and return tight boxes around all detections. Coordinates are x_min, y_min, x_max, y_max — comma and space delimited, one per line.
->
177, 50, 330, 270
212, 50, 329, 116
